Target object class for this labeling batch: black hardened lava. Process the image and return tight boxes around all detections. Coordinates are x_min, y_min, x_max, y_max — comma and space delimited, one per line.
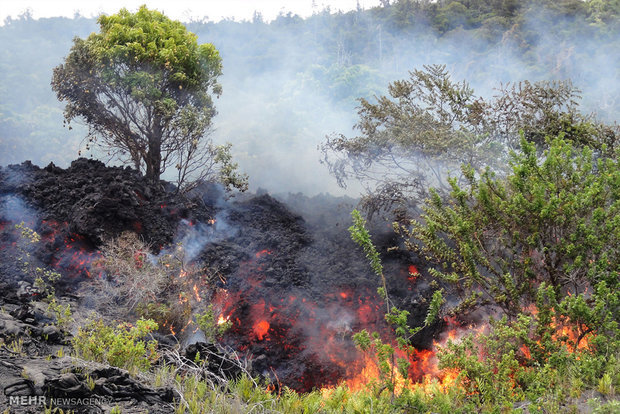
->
0, 159, 441, 393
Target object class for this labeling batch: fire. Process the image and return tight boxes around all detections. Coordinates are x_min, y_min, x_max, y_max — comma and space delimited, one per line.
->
211, 247, 461, 393
192, 284, 201, 302
520, 344, 531, 359
523, 303, 594, 353
38, 220, 102, 278
253, 320, 270, 340
344, 353, 380, 391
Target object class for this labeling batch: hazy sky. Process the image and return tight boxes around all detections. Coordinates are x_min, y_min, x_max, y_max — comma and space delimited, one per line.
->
1, 0, 382, 23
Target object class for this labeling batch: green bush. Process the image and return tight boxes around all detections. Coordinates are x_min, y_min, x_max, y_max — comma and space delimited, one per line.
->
72, 317, 159, 373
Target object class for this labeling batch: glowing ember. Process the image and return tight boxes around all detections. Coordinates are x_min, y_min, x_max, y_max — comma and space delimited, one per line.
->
408, 265, 419, 281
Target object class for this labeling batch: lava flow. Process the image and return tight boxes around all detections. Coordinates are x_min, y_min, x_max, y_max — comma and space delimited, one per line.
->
211, 244, 451, 393
39, 219, 102, 278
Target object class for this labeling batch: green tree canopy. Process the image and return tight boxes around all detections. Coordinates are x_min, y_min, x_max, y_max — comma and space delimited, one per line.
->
51, 6, 244, 190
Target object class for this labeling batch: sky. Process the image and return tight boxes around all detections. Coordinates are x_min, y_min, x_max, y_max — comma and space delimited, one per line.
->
0, 0, 382, 23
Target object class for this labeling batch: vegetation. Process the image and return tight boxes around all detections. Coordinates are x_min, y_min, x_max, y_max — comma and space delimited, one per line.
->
322, 65, 618, 216
1, 1, 619, 413
3, 1, 620, 194
72, 317, 159, 373
14, 222, 75, 331
397, 136, 619, 317
344, 136, 618, 411
50, 6, 247, 191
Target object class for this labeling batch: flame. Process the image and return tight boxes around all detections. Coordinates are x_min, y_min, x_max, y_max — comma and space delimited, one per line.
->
522, 303, 593, 354
520, 344, 531, 359
344, 353, 380, 391
253, 320, 270, 340
217, 315, 229, 325
192, 284, 201, 302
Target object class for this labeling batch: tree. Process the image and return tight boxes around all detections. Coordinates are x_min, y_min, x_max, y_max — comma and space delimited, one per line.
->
52, 6, 247, 191
321, 65, 618, 217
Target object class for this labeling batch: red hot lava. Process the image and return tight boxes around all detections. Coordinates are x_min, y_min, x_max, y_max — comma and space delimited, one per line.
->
39, 220, 102, 278
212, 250, 448, 392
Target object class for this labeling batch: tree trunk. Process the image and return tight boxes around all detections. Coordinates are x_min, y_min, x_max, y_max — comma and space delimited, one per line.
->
145, 119, 163, 183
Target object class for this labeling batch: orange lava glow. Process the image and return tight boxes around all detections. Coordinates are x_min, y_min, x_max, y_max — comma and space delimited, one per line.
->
253, 320, 270, 340
255, 249, 273, 258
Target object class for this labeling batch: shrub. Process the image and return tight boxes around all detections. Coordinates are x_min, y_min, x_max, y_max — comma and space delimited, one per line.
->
72, 317, 159, 373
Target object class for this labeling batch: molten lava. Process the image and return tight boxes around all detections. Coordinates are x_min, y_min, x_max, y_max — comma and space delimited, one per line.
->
253, 320, 270, 340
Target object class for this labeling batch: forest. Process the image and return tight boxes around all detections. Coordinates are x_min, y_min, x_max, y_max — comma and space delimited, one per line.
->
0, 1, 618, 413
2, 0, 619, 194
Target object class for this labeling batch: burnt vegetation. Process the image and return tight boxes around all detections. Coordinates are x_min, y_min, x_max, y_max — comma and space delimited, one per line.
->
0, 1, 619, 413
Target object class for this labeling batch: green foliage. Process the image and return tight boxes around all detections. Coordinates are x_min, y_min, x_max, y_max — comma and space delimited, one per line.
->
72, 317, 159, 373
14, 223, 74, 331
45, 297, 73, 331
437, 284, 619, 410
349, 210, 384, 294
399, 136, 620, 317
213, 143, 249, 192
349, 209, 443, 397
51, 6, 245, 191
195, 304, 232, 343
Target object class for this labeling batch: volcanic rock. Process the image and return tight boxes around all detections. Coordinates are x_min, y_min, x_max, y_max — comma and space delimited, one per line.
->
0, 158, 182, 248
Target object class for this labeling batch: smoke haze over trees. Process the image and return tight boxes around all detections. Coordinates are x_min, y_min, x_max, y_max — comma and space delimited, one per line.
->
1, 0, 619, 195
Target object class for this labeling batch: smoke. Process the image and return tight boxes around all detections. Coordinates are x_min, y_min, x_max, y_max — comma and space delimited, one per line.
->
1, 7, 618, 197
0, 195, 37, 225
174, 211, 238, 263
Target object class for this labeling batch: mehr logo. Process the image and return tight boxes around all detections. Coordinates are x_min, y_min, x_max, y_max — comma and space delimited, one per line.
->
9, 395, 46, 406
9, 395, 112, 406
